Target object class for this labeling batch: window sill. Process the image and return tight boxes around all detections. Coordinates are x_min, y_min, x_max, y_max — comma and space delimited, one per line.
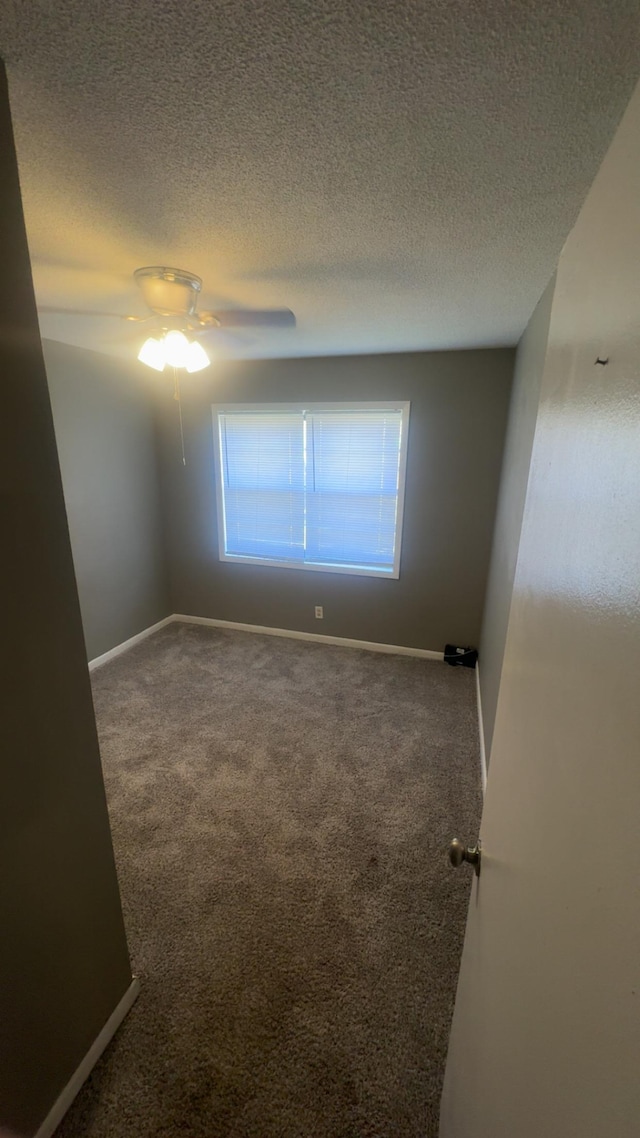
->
220, 553, 399, 580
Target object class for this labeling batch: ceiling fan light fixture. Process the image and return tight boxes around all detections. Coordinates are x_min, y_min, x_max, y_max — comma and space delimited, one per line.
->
185, 340, 210, 373
138, 336, 166, 371
163, 329, 190, 367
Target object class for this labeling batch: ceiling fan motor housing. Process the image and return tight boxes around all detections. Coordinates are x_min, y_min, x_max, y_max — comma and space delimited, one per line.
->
134, 266, 202, 317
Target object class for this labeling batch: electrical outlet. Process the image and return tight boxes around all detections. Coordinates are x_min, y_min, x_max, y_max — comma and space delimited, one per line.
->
315, 605, 324, 619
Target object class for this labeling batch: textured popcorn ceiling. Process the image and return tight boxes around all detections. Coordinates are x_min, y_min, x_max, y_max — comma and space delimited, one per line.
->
1, 1, 639, 360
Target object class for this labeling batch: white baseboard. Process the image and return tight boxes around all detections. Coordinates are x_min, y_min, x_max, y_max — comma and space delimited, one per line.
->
87, 612, 442, 673
172, 613, 443, 660
475, 663, 488, 794
88, 616, 174, 671
35, 976, 140, 1138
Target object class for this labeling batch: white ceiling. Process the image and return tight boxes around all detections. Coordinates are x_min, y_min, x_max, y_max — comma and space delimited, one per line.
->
1, 1, 639, 361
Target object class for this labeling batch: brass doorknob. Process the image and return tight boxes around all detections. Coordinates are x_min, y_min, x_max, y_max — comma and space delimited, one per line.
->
449, 838, 481, 876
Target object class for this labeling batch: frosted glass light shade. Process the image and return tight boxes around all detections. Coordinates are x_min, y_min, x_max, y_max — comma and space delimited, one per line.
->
137, 330, 209, 372
185, 340, 210, 372
138, 337, 166, 371
163, 330, 190, 367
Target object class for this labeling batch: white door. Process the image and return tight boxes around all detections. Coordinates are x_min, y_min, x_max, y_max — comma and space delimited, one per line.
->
440, 83, 640, 1138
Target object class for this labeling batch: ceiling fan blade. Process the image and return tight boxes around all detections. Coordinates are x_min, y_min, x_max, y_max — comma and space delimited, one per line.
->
197, 327, 256, 349
202, 307, 296, 329
38, 306, 136, 319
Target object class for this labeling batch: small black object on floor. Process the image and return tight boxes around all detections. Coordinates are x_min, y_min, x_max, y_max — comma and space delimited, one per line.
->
444, 644, 478, 668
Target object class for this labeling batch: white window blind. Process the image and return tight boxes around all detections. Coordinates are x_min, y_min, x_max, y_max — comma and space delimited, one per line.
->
219, 412, 304, 562
214, 403, 409, 578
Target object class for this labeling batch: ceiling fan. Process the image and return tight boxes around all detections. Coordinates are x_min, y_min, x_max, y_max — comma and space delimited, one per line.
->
42, 266, 296, 465
41, 265, 297, 372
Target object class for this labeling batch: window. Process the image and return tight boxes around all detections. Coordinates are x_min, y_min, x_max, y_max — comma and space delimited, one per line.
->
212, 402, 410, 578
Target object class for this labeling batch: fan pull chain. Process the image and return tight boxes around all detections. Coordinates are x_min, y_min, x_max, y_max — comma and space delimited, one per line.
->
173, 367, 186, 466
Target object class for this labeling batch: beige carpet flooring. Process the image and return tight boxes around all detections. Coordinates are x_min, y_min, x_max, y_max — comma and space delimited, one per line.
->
57, 621, 481, 1137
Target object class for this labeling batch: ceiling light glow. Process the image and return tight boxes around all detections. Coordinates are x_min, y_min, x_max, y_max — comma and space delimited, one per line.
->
138, 337, 166, 371
185, 340, 210, 372
163, 330, 190, 367
138, 330, 210, 373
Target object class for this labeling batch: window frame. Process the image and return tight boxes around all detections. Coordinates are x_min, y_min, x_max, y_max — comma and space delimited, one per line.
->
211, 401, 410, 579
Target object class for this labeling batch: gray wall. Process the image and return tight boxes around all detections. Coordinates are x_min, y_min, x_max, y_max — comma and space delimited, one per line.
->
44, 340, 170, 661
0, 63, 132, 1137
157, 349, 514, 651
479, 276, 556, 758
